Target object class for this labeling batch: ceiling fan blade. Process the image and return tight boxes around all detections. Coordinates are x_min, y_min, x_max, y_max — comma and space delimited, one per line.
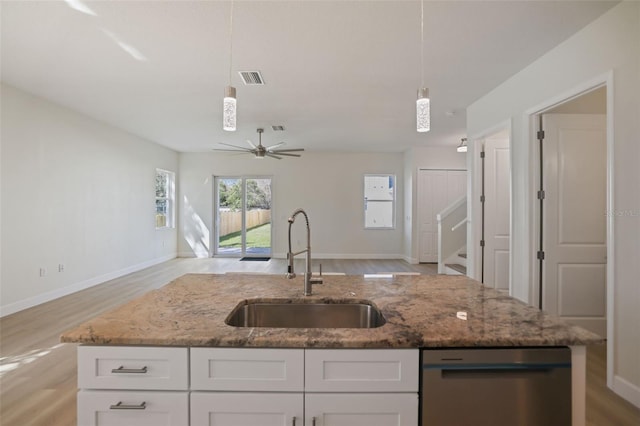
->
218, 142, 254, 152
212, 148, 253, 153
271, 152, 301, 157
246, 139, 256, 149
265, 153, 283, 160
266, 142, 285, 151
271, 148, 305, 153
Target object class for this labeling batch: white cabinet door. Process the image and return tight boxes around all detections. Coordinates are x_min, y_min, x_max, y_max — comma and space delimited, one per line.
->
190, 392, 303, 426
305, 349, 419, 392
77, 390, 188, 426
78, 346, 189, 390
191, 348, 304, 391
305, 393, 418, 426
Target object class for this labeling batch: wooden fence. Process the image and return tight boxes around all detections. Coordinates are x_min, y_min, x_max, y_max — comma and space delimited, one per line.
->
219, 209, 271, 237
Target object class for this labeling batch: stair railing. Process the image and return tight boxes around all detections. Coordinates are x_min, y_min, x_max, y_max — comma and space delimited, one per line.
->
436, 196, 467, 274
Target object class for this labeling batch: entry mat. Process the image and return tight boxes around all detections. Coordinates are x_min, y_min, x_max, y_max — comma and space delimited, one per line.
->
240, 257, 271, 261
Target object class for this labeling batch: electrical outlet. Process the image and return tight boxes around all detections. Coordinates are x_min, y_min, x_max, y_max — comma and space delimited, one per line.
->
58, 264, 65, 272
39, 268, 46, 277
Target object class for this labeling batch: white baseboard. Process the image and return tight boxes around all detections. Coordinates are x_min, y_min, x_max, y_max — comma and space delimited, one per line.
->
613, 375, 640, 408
0, 254, 177, 318
402, 255, 419, 264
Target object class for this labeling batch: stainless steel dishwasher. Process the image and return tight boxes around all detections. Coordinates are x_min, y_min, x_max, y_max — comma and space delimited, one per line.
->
421, 347, 572, 426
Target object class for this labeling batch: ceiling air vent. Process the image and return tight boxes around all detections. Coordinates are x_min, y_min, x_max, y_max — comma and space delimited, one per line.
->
271, 125, 285, 131
238, 71, 265, 85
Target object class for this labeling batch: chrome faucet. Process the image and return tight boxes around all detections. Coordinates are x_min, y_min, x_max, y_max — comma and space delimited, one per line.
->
286, 208, 322, 295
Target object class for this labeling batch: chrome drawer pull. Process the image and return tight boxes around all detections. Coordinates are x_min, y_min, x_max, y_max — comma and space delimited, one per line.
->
109, 401, 146, 410
111, 365, 148, 374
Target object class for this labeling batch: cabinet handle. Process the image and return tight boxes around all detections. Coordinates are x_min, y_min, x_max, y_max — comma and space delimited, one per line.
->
109, 401, 146, 410
312, 417, 316, 426
111, 365, 148, 374
291, 416, 296, 426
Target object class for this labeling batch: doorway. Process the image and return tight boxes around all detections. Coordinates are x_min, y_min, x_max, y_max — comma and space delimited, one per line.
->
534, 86, 608, 337
417, 169, 466, 263
214, 176, 273, 258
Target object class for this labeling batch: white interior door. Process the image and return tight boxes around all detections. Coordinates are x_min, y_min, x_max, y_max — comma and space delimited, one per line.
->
417, 170, 466, 263
483, 136, 510, 292
542, 113, 607, 337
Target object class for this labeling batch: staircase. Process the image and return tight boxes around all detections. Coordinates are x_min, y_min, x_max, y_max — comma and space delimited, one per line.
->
445, 251, 467, 275
436, 196, 468, 276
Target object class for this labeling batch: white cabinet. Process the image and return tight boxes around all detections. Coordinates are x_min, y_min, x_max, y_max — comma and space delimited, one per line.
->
77, 390, 188, 426
305, 393, 419, 426
305, 349, 419, 392
78, 346, 189, 390
77, 346, 189, 425
191, 392, 303, 426
190, 348, 304, 391
77, 346, 419, 426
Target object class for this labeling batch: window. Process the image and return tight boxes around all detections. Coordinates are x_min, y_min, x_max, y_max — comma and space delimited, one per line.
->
156, 169, 175, 229
364, 174, 395, 229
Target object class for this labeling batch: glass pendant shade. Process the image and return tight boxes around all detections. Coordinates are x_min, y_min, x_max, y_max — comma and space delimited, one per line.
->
223, 85, 236, 132
416, 88, 430, 132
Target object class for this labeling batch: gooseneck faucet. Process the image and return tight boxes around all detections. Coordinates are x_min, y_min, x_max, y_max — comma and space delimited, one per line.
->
287, 208, 322, 295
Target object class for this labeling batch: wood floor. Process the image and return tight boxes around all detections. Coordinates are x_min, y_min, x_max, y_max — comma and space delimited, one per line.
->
1, 258, 638, 426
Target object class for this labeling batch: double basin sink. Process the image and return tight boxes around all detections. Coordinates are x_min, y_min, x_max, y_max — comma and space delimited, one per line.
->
225, 299, 386, 329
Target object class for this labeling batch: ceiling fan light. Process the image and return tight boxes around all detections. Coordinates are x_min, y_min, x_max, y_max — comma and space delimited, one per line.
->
223, 85, 236, 132
417, 87, 430, 133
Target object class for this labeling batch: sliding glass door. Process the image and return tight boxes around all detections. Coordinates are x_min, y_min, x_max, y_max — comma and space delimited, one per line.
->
214, 176, 272, 257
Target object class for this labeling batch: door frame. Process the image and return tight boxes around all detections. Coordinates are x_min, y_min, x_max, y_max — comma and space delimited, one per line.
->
467, 120, 513, 289
212, 175, 274, 258
524, 71, 614, 387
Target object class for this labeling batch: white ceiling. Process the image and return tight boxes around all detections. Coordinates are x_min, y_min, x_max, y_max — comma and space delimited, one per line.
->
1, 0, 618, 153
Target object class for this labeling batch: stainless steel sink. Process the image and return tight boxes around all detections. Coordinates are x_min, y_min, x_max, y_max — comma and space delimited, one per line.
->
225, 299, 386, 328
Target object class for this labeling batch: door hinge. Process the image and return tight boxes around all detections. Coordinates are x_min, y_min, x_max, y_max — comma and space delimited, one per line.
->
480, 195, 486, 203
480, 151, 485, 158
537, 130, 545, 140
480, 240, 485, 247
537, 190, 545, 200
537, 251, 545, 260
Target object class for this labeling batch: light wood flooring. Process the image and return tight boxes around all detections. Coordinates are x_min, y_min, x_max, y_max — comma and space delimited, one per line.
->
1, 258, 638, 426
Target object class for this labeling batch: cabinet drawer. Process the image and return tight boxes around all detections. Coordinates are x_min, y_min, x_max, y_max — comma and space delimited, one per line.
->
78, 346, 188, 390
191, 348, 304, 391
305, 393, 419, 425
305, 349, 419, 392
77, 390, 188, 426
191, 392, 303, 426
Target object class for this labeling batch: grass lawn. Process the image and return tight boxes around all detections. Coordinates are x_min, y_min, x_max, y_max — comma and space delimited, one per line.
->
219, 222, 271, 249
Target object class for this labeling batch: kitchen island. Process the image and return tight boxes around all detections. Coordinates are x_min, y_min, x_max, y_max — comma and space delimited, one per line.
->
61, 273, 602, 425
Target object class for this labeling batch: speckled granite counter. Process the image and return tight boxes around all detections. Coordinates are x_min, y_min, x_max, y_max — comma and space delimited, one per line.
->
60, 273, 602, 348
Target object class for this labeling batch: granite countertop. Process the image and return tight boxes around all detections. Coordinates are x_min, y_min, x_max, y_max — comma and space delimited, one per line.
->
60, 273, 603, 348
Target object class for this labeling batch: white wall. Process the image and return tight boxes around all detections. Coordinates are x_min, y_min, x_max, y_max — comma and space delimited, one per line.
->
0, 84, 179, 316
467, 2, 640, 406
403, 147, 467, 263
179, 151, 405, 260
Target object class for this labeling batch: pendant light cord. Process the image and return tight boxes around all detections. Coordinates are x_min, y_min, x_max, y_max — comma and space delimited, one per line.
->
228, 0, 234, 86
420, 0, 424, 88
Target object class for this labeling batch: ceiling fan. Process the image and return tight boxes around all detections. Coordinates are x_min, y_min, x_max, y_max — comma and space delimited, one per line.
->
213, 128, 304, 160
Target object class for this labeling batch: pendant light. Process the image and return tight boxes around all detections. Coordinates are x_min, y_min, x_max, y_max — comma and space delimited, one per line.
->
417, 0, 430, 133
223, 1, 236, 131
